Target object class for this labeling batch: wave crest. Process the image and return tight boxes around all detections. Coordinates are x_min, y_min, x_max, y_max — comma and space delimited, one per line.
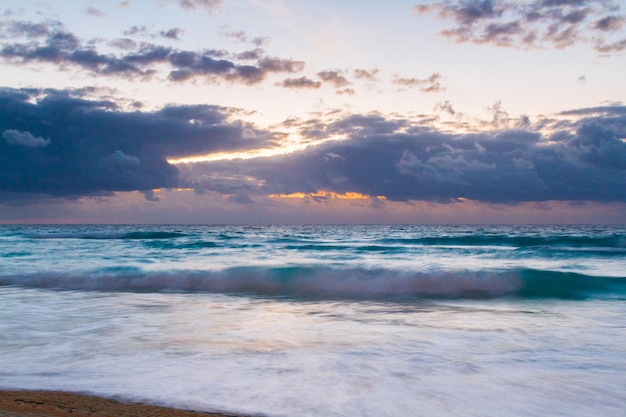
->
2, 267, 624, 300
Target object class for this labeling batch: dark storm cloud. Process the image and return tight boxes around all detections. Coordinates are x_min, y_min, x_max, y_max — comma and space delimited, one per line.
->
2, 129, 50, 147
0, 20, 305, 84
414, 0, 626, 52
325, 114, 408, 136
0, 88, 273, 200
187, 105, 626, 203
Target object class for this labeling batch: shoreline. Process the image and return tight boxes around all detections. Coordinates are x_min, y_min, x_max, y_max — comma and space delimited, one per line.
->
0, 390, 247, 417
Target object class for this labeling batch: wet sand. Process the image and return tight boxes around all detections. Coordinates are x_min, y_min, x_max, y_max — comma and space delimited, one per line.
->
0, 390, 245, 417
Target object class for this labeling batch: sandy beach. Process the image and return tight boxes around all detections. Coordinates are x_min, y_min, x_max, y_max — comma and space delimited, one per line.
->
0, 391, 243, 417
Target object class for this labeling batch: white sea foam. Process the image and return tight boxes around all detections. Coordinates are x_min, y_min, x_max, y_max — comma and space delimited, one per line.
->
1, 287, 625, 417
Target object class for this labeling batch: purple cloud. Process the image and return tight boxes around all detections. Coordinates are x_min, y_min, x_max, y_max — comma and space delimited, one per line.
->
0, 20, 305, 85
414, 0, 626, 52
184, 105, 626, 204
317, 70, 351, 88
277, 77, 322, 89
392, 73, 444, 92
0, 88, 276, 199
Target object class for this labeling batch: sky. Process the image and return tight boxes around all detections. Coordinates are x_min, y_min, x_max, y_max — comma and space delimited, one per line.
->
0, 0, 625, 224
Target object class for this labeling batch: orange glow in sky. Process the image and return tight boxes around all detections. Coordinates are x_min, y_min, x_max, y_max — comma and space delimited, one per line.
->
269, 191, 386, 200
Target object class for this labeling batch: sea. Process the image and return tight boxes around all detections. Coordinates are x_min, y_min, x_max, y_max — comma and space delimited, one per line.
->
0, 224, 625, 417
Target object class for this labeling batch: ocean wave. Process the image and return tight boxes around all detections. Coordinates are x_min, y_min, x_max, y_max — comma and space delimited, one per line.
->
24, 231, 188, 240
1, 267, 624, 300
379, 235, 626, 249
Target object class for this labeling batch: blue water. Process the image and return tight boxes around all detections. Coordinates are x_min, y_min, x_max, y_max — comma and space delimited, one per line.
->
1, 225, 625, 416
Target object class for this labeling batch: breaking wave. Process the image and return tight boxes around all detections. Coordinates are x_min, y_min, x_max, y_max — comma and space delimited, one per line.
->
1, 267, 624, 300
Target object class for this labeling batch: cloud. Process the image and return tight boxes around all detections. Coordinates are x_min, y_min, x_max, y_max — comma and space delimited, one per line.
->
141, 189, 161, 202
221, 29, 268, 46
174, 0, 223, 12
109, 38, 138, 51
486, 100, 509, 128
160, 28, 184, 40
277, 76, 322, 89
559, 105, 626, 116
107, 150, 141, 166
594, 15, 625, 31
595, 38, 626, 53
0, 20, 304, 85
185, 105, 626, 204
326, 114, 408, 136
123, 25, 147, 36
3, 87, 625, 209
414, 0, 626, 53
85, 7, 106, 17
317, 70, 350, 88
2, 129, 50, 147
335, 88, 355, 95
167, 54, 304, 84
0, 88, 274, 200
392, 73, 444, 92
258, 57, 305, 72
353, 68, 380, 81
435, 100, 456, 115
235, 48, 264, 60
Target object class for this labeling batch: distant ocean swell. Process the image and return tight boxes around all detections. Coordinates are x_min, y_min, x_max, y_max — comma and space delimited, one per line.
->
21, 230, 626, 252
24, 231, 189, 240
1, 267, 624, 300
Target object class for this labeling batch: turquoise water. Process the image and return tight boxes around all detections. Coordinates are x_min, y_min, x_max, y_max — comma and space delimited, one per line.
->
1, 225, 625, 416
